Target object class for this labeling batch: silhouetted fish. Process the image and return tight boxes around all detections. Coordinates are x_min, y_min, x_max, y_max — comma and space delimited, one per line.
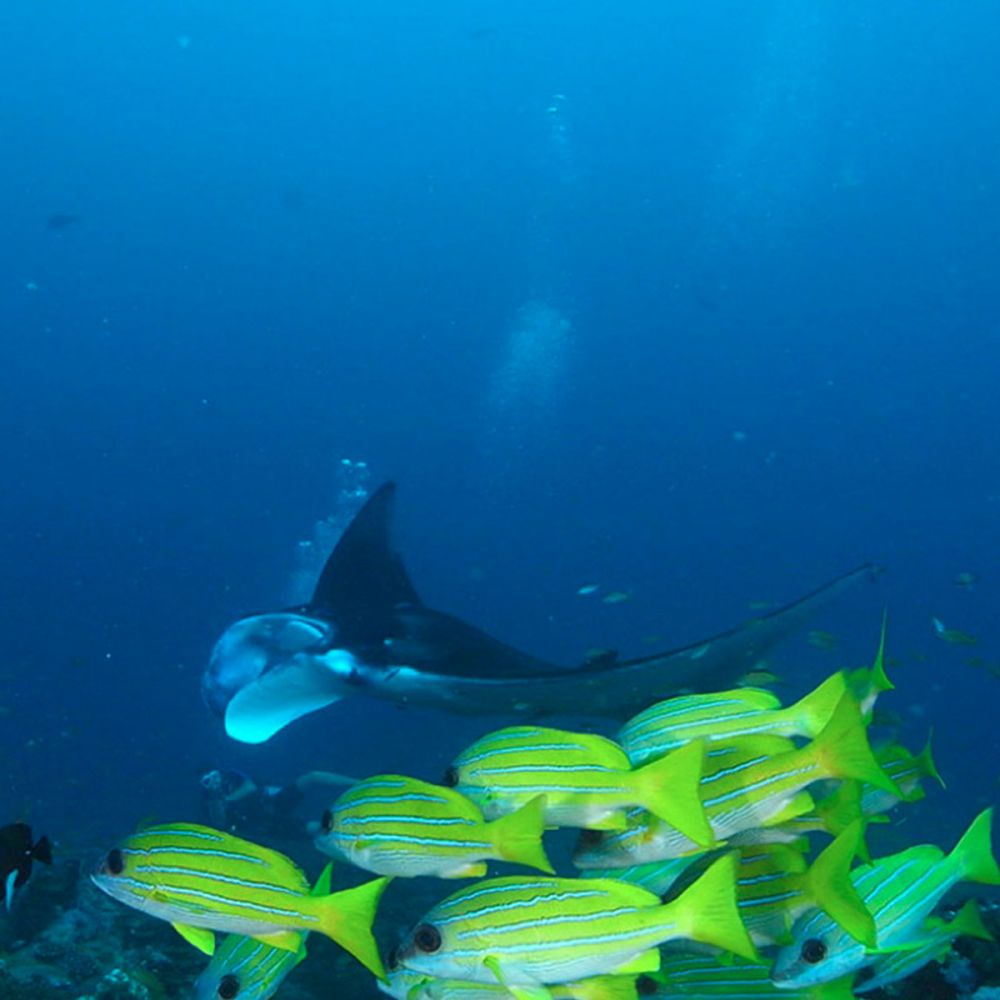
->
46, 213, 80, 230
0, 823, 52, 909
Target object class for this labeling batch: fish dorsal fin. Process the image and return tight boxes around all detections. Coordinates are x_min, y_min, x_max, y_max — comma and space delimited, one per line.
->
31, 836, 53, 866
308, 482, 422, 635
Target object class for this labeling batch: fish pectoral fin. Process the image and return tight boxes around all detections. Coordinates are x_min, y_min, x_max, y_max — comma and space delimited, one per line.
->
254, 929, 305, 953
507, 987, 555, 1000
5, 870, 17, 911
587, 812, 629, 832
171, 922, 216, 956
483, 956, 553, 1000
443, 861, 488, 878
610, 948, 661, 975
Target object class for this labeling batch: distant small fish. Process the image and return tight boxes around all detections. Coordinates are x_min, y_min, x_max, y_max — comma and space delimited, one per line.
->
0, 823, 52, 910
953, 571, 977, 589
583, 648, 618, 668
46, 213, 80, 230
577, 584, 600, 596
807, 630, 839, 651
738, 667, 780, 687
931, 617, 977, 645
601, 590, 631, 605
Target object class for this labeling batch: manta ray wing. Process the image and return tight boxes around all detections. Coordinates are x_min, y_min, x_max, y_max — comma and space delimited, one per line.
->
308, 482, 421, 638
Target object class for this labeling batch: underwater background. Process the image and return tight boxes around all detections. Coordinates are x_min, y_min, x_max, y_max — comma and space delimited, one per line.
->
1, 1, 999, 996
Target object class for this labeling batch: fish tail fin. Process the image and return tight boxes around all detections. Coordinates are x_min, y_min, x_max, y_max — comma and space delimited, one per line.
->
788, 672, 848, 738
814, 783, 885, 861
947, 808, 1000, 887
318, 877, 390, 980
803, 820, 876, 948
490, 795, 555, 874
845, 613, 894, 718
810, 694, 901, 798
32, 836, 53, 866
816, 782, 864, 832
915, 730, 946, 789
948, 899, 994, 943
664, 853, 759, 962
632, 741, 714, 848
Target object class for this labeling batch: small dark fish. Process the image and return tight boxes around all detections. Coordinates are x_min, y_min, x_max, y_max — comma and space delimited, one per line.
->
0, 823, 52, 909
46, 213, 81, 230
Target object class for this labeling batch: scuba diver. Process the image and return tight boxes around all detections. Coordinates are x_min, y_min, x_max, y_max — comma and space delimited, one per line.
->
199, 767, 356, 839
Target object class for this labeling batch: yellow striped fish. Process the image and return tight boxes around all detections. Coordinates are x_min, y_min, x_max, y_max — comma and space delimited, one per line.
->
579, 854, 707, 898
772, 808, 1000, 988
314, 774, 553, 878
856, 899, 993, 994
91, 823, 387, 978
381, 966, 638, 1000
637, 953, 855, 999
193, 933, 305, 1000
617, 672, 846, 766
859, 734, 944, 815
574, 695, 899, 867
395, 854, 758, 990
448, 725, 712, 846
734, 823, 875, 948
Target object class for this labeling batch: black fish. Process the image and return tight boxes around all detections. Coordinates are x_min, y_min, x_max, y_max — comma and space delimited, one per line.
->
46, 213, 80, 230
203, 483, 878, 743
0, 823, 52, 909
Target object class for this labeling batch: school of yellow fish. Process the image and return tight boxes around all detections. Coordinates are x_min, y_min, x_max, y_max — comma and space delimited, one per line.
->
92, 620, 999, 1000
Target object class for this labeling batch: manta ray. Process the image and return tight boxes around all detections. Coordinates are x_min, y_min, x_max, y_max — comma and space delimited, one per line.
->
203, 483, 875, 744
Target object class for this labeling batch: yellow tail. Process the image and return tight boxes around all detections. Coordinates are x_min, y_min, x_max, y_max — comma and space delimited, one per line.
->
810, 694, 901, 797
632, 740, 714, 848
947, 899, 993, 943
664, 853, 759, 963
804, 820, 875, 948
490, 795, 555, 874
317, 876, 390, 980
947, 808, 1000, 887
787, 672, 848, 738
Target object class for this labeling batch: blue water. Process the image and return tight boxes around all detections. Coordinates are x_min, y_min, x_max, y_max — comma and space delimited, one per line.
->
1, 1, 998, 860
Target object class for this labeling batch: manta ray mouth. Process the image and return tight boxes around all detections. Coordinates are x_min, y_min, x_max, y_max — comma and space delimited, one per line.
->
203, 612, 335, 716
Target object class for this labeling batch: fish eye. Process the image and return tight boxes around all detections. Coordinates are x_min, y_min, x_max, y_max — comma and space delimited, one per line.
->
106, 848, 125, 875
218, 973, 240, 999
320, 809, 333, 833
413, 923, 442, 953
442, 767, 458, 788
635, 975, 658, 996
578, 829, 602, 846
801, 938, 828, 964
